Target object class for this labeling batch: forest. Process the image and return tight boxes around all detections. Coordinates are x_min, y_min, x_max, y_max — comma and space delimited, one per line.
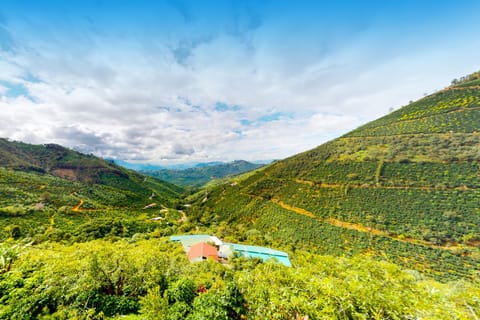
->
2, 230, 480, 319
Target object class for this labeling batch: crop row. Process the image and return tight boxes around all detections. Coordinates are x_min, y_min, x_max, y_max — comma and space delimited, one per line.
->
349, 108, 480, 137
349, 88, 480, 135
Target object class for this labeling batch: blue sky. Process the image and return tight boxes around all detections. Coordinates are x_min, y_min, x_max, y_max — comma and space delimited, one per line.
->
0, 0, 479, 163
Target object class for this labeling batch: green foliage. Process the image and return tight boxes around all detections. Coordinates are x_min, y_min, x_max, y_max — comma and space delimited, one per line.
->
0, 242, 23, 274
167, 278, 197, 305
347, 88, 480, 137
0, 237, 479, 319
0, 162, 187, 244
0, 239, 177, 318
187, 281, 246, 320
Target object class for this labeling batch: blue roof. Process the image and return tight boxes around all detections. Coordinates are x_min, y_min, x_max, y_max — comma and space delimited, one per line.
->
225, 243, 292, 267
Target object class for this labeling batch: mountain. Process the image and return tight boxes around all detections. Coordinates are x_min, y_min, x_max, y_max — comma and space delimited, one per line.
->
0, 138, 183, 205
188, 71, 480, 281
142, 160, 265, 187
108, 159, 166, 171
0, 138, 185, 242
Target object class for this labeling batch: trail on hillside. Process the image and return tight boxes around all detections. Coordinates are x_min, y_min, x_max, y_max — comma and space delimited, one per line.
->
178, 210, 187, 223
270, 198, 469, 252
72, 199, 84, 212
71, 198, 102, 212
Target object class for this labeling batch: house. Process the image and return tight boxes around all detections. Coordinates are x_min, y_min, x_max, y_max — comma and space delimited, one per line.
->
187, 242, 219, 262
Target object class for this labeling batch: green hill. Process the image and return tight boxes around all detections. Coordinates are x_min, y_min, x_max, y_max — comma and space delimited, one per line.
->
188, 71, 480, 281
142, 160, 264, 187
0, 139, 184, 242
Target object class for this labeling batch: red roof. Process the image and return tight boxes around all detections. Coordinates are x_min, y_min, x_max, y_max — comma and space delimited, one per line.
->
188, 242, 218, 261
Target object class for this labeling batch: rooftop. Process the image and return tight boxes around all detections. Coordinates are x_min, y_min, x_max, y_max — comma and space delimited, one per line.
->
170, 234, 292, 267
188, 242, 218, 262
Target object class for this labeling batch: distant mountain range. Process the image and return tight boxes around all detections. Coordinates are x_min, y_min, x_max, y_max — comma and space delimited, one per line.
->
112, 159, 270, 171
140, 160, 265, 187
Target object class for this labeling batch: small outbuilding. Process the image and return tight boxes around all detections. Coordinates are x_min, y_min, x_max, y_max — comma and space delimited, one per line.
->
187, 242, 219, 262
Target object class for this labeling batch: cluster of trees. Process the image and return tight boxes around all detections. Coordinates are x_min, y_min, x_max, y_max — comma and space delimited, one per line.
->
351, 108, 480, 137
220, 168, 480, 249
272, 179, 480, 244
0, 165, 182, 211
451, 71, 480, 86
0, 164, 190, 245
250, 200, 480, 280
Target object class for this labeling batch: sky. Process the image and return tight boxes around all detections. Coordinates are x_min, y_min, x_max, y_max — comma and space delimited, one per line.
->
0, 0, 479, 164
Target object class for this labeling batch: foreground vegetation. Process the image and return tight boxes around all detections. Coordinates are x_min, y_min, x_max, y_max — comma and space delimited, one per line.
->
1, 157, 478, 318
1, 237, 479, 319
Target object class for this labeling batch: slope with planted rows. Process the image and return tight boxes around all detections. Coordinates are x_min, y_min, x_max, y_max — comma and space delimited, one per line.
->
189, 72, 480, 280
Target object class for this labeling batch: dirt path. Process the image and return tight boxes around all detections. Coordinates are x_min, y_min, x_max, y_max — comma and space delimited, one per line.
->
72, 199, 84, 212
178, 210, 187, 223
271, 198, 469, 252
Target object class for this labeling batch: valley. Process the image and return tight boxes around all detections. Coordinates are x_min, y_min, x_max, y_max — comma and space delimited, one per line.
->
2, 1, 480, 318
1, 72, 480, 319
141, 160, 265, 188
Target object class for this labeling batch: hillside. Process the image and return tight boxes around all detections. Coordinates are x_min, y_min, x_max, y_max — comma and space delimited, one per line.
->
0, 139, 184, 242
142, 160, 264, 187
0, 138, 183, 198
188, 71, 480, 281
